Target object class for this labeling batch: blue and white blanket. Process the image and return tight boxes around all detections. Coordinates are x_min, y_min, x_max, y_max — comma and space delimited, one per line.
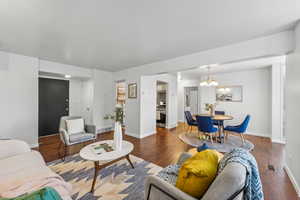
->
218, 148, 264, 200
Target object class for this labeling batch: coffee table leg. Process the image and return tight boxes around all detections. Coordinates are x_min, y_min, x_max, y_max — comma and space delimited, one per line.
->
91, 161, 100, 193
126, 155, 134, 169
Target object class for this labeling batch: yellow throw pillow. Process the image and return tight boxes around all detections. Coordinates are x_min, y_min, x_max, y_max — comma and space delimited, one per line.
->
175, 150, 222, 198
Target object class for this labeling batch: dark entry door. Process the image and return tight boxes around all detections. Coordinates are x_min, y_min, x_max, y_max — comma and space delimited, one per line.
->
39, 78, 69, 137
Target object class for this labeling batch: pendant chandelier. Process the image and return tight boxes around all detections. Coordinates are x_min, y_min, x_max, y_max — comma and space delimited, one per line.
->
200, 66, 219, 87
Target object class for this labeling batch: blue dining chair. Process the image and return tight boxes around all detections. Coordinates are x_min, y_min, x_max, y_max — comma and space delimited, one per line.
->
224, 115, 251, 145
213, 110, 225, 126
184, 111, 198, 133
196, 115, 218, 144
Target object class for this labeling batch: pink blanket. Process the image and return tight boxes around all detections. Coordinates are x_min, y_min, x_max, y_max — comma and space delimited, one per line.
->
0, 175, 72, 200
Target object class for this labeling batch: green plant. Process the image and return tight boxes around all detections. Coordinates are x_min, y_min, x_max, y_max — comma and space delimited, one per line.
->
104, 104, 124, 124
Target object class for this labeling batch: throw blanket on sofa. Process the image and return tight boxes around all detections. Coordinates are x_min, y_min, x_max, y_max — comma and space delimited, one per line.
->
157, 164, 180, 185
218, 148, 264, 200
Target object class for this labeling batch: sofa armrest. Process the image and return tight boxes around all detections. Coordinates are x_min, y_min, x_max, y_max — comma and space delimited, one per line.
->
145, 175, 197, 200
176, 152, 192, 166
0, 140, 31, 159
85, 124, 97, 135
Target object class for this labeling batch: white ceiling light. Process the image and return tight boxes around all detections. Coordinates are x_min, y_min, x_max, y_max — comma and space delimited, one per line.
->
200, 66, 219, 87
65, 74, 71, 79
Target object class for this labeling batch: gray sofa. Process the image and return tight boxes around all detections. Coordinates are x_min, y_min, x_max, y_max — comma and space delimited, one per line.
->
145, 153, 246, 200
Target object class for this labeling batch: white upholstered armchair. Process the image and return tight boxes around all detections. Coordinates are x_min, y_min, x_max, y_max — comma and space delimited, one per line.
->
59, 116, 97, 160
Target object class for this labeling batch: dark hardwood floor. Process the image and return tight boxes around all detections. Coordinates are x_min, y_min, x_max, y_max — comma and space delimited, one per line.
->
38, 123, 299, 200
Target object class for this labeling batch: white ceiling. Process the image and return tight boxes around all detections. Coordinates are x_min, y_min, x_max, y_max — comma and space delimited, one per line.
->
179, 56, 284, 80
0, 0, 299, 71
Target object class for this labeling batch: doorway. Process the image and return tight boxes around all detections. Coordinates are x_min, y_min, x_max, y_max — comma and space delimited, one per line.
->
116, 80, 126, 126
156, 81, 168, 128
184, 87, 199, 116
38, 78, 69, 137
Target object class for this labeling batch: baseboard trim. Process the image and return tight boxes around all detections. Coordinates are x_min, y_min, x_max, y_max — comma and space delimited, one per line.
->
30, 143, 39, 148
140, 131, 156, 138
272, 139, 286, 144
166, 124, 178, 129
245, 132, 270, 138
125, 132, 140, 138
97, 126, 113, 134
125, 131, 156, 139
284, 165, 300, 197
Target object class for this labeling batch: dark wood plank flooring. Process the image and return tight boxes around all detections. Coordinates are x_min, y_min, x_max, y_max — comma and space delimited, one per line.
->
37, 123, 299, 200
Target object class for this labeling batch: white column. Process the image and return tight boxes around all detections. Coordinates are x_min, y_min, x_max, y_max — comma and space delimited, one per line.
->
271, 59, 285, 143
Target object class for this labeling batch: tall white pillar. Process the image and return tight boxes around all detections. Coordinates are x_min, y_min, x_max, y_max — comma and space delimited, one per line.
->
271, 58, 285, 143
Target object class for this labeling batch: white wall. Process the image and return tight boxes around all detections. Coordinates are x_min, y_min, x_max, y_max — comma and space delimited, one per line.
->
69, 78, 94, 125
140, 76, 157, 138
271, 61, 286, 143
39, 60, 92, 79
81, 79, 94, 125
69, 79, 83, 116
285, 22, 300, 197
92, 69, 114, 132
0, 52, 39, 147
198, 68, 272, 137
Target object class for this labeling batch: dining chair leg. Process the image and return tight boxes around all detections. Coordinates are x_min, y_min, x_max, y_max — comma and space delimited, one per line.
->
240, 134, 245, 145
186, 124, 189, 132
242, 134, 245, 145
225, 131, 229, 141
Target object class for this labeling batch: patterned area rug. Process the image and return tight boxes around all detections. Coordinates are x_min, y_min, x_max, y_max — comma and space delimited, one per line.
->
179, 132, 254, 153
47, 154, 162, 200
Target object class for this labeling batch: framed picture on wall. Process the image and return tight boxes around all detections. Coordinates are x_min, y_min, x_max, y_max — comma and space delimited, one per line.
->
128, 83, 137, 98
216, 85, 243, 102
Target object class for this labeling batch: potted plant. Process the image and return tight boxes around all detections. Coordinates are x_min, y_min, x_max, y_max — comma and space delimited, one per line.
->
205, 103, 217, 116
104, 104, 124, 151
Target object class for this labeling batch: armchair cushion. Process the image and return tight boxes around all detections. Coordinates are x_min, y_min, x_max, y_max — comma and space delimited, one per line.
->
69, 133, 95, 143
65, 118, 84, 135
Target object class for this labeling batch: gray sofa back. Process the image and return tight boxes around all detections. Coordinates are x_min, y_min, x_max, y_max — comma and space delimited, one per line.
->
202, 162, 246, 200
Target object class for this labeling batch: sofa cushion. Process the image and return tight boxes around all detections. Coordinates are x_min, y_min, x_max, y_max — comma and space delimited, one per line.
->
0, 150, 72, 200
175, 150, 220, 198
69, 133, 94, 143
65, 118, 84, 135
0, 151, 50, 190
0, 140, 31, 160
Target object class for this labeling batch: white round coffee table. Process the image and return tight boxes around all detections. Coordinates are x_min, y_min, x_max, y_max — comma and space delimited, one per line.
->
79, 140, 134, 192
